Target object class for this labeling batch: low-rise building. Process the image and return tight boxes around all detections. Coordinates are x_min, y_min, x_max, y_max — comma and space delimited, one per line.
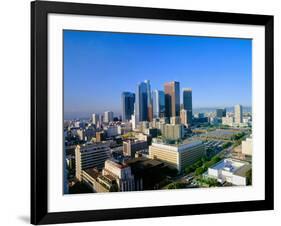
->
102, 159, 142, 191
161, 124, 184, 140
205, 158, 251, 186
242, 137, 252, 156
149, 141, 205, 172
75, 143, 110, 181
123, 140, 148, 157
222, 116, 234, 127
81, 168, 117, 192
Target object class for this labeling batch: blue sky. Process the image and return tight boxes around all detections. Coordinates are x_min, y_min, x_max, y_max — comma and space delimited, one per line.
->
64, 30, 252, 118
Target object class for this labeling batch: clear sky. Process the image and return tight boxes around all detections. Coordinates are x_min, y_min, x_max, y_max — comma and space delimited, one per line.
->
64, 30, 252, 119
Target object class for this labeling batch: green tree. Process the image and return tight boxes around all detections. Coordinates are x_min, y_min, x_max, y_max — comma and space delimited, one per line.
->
166, 182, 186, 189
195, 167, 205, 176
246, 169, 252, 185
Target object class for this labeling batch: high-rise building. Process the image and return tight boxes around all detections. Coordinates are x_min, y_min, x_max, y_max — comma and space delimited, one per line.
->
121, 92, 135, 121
183, 88, 192, 124
75, 143, 111, 181
92, 113, 99, 125
164, 81, 180, 118
180, 109, 188, 125
152, 90, 165, 118
234, 104, 243, 124
103, 111, 114, 123
135, 82, 148, 122
216, 108, 226, 118
145, 80, 153, 122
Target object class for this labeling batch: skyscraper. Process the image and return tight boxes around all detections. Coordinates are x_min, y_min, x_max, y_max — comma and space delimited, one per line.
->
164, 81, 180, 118
92, 113, 99, 125
145, 80, 153, 122
103, 111, 114, 123
183, 88, 192, 124
234, 104, 243, 124
216, 108, 226, 118
135, 82, 148, 122
180, 109, 188, 125
121, 92, 135, 121
152, 90, 165, 118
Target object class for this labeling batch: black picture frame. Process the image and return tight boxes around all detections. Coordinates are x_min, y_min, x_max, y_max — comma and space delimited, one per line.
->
31, 0, 274, 224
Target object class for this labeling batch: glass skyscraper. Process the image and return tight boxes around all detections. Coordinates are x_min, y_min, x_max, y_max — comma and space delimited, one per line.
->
152, 90, 165, 118
183, 88, 193, 124
135, 82, 148, 122
121, 92, 135, 121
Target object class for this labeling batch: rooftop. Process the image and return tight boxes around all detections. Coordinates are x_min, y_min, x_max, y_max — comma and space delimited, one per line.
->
151, 140, 203, 152
210, 158, 250, 175
84, 168, 100, 179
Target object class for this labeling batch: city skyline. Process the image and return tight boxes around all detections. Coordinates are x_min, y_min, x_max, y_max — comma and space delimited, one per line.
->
64, 30, 252, 119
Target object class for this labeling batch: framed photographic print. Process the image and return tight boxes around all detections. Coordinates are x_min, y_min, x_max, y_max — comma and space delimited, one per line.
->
31, 0, 274, 224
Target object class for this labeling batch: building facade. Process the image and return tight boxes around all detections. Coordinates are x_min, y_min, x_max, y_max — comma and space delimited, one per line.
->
234, 104, 243, 124
135, 82, 148, 122
145, 80, 153, 122
92, 113, 99, 126
222, 116, 234, 127
180, 109, 188, 125
103, 111, 114, 123
123, 140, 148, 157
242, 137, 253, 156
149, 141, 205, 172
75, 143, 111, 181
102, 160, 142, 191
161, 123, 184, 140
152, 90, 165, 118
164, 81, 180, 118
206, 158, 251, 186
121, 92, 135, 121
183, 88, 192, 124
216, 108, 226, 118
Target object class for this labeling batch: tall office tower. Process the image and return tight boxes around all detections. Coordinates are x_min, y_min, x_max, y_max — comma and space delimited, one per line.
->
216, 108, 226, 118
103, 111, 114, 123
135, 82, 148, 122
121, 92, 135, 121
145, 80, 153, 122
183, 88, 193, 124
180, 109, 188, 125
234, 104, 243, 124
164, 81, 180, 118
152, 90, 165, 118
92, 113, 99, 125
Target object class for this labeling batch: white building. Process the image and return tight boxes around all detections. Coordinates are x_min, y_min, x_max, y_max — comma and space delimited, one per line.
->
149, 141, 205, 172
102, 159, 142, 191
92, 113, 99, 125
234, 104, 243, 124
131, 113, 137, 130
75, 143, 110, 181
103, 111, 114, 123
242, 137, 253, 156
206, 158, 251, 186
222, 116, 234, 127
